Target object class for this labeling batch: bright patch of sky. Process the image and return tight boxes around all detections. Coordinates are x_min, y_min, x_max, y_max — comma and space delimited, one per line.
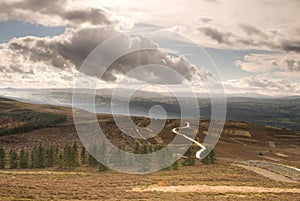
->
0, 20, 65, 43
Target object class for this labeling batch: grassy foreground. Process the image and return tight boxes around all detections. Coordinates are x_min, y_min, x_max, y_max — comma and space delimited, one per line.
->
0, 161, 299, 201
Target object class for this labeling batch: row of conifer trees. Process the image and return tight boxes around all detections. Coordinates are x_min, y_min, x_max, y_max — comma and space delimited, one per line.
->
0, 143, 216, 171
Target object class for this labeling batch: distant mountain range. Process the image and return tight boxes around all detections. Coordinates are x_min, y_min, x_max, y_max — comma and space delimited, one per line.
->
0, 87, 299, 131
1, 87, 299, 99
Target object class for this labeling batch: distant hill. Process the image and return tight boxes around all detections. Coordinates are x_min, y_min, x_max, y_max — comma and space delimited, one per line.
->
0, 88, 299, 131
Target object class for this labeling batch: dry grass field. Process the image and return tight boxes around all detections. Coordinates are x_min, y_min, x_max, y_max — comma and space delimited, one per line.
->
0, 161, 299, 201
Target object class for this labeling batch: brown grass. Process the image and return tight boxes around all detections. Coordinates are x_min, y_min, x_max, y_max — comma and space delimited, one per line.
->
0, 161, 299, 201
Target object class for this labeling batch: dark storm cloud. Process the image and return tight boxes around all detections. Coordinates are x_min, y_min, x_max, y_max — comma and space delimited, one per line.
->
6, 27, 118, 71
56, 27, 118, 68
239, 24, 267, 37
5, 27, 207, 84
64, 9, 111, 25
282, 41, 300, 53
15, 0, 65, 14
196, 24, 292, 51
198, 27, 232, 45
107, 50, 210, 83
8, 36, 68, 69
199, 17, 212, 23
285, 59, 300, 72
0, 0, 111, 26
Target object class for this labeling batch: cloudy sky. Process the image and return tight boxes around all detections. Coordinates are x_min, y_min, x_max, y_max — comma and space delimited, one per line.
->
0, 0, 299, 96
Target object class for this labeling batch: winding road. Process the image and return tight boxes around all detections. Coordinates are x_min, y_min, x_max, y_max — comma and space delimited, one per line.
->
172, 122, 207, 159
136, 122, 207, 159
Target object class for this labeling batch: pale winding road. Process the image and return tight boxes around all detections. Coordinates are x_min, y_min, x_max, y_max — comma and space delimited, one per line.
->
136, 122, 207, 159
172, 122, 207, 159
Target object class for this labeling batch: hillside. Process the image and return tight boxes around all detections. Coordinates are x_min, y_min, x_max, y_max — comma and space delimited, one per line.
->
0, 98, 299, 167
0, 98, 299, 201
1, 88, 299, 131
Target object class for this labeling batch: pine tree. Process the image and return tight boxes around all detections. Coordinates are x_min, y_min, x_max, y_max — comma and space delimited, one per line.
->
9, 149, 18, 169
31, 146, 38, 168
72, 143, 78, 166
209, 149, 217, 164
134, 143, 143, 154
45, 146, 54, 167
98, 162, 109, 172
98, 142, 108, 171
49, 146, 54, 167
201, 149, 217, 164
139, 144, 151, 172
29, 144, 45, 168
88, 144, 99, 167
134, 143, 142, 164
80, 146, 87, 164
53, 146, 59, 166
63, 145, 70, 169
62, 145, 75, 170
172, 158, 182, 170
201, 154, 209, 164
19, 148, 29, 169
37, 144, 45, 168
183, 147, 195, 166
58, 152, 64, 169
88, 153, 98, 166
0, 147, 6, 169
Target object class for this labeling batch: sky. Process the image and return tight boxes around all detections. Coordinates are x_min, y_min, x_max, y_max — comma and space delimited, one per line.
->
0, 0, 299, 96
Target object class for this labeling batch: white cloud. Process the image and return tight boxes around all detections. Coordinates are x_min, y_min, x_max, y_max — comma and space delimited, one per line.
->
225, 74, 300, 96
100, 0, 300, 52
235, 53, 300, 74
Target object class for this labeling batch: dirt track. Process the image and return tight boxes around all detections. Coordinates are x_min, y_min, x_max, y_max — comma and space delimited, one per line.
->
234, 164, 299, 183
132, 184, 300, 193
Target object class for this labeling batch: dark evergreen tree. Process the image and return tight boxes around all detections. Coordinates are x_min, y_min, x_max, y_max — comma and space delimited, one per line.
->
98, 142, 108, 172
139, 144, 151, 172
58, 152, 64, 169
37, 144, 45, 168
31, 146, 38, 168
134, 143, 143, 164
98, 162, 109, 172
80, 146, 87, 164
201, 149, 217, 164
99, 142, 106, 159
9, 149, 18, 169
19, 148, 29, 168
172, 158, 182, 170
62, 145, 77, 170
53, 146, 59, 166
209, 149, 217, 164
0, 147, 6, 169
88, 153, 98, 166
183, 147, 195, 166
45, 146, 54, 167
88, 144, 99, 167
72, 142, 79, 166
